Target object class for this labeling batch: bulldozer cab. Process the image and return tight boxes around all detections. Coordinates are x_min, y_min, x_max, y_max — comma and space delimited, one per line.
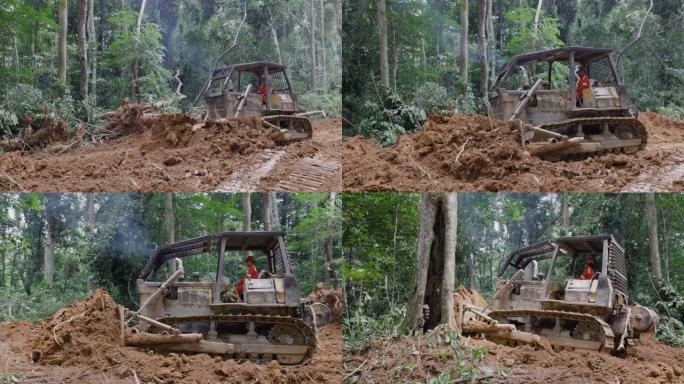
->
137, 231, 302, 321
491, 47, 630, 125
205, 61, 298, 120
494, 235, 628, 316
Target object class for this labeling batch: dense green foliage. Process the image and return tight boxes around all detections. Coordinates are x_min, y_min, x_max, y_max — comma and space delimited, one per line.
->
0, 0, 341, 137
0, 193, 340, 322
342, 192, 684, 348
343, 0, 684, 140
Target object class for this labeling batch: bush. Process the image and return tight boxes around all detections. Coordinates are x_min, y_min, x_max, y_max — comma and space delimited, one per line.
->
0, 110, 19, 137
1, 84, 46, 120
415, 82, 455, 115
298, 91, 342, 117
357, 91, 426, 146
0, 284, 87, 323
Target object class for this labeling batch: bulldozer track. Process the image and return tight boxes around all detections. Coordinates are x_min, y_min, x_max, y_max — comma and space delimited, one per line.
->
158, 313, 317, 361
488, 309, 615, 351
272, 154, 340, 192
538, 116, 648, 147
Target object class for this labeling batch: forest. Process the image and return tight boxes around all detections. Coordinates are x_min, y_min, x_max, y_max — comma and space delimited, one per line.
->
0, 0, 342, 140
342, 0, 684, 144
342, 192, 684, 351
0, 192, 341, 323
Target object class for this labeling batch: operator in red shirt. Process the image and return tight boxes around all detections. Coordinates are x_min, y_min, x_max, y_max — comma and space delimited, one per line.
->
235, 255, 260, 297
257, 74, 269, 105
579, 257, 596, 280
576, 66, 590, 106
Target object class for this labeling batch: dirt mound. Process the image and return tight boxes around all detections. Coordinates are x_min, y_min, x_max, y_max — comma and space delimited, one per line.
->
344, 325, 684, 384
307, 283, 343, 321
0, 289, 342, 383
0, 116, 339, 192
0, 115, 69, 151
454, 285, 489, 309
343, 113, 684, 192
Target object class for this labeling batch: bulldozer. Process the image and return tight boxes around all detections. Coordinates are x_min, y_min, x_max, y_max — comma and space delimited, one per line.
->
489, 47, 647, 160
205, 62, 313, 144
126, 231, 331, 365
469, 235, 659, 355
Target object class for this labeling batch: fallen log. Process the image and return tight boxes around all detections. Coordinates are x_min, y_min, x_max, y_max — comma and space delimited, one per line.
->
462, 321, 543, 346
125, 332, 202, 346
527, 137, 584, 156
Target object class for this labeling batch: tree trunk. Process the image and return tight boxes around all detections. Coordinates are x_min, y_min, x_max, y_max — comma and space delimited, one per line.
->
78, 0, 89, 100
533, 0, 543, 41
406, 193, 458, 332
309, 0, 317, 90
320, 0, 326, 90
86, 194, 96, 231
269, 193, 280, 230
332, 0, 342, 37
487, 0, 496, 85
561, 193, 570, 234
262, 193, 272, 231
459, 0, 469, 84
58, 0, 68, 87
660, 206, 670, 284
12, 33, 20, 67
133, 0, 148, 101
165, 193, 176, 273
420, 34, 427, 70
478, 0, 488, 96
242, 193, 252, 260
392, 25, 397, 91
44, 193, 59, 286
270, 26, 283, 64
324, 193, 337, 288
645, 193, 662, 281
88, 0, 97, 103
377, 0, 390, 88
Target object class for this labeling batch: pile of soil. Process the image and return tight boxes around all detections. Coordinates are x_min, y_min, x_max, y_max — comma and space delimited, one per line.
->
0, 114, 340, 192
0, 289, 342, 383
307, 283, 343, 322
0, 114, 69, 151
344, 113, 684, 192
344, 325, 684, 384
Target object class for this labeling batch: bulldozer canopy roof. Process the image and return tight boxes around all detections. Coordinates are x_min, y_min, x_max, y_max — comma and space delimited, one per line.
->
139, 231, 286, 279
494, 47, 614, 85
212, 61, 286, 78
498, 234, 620, 276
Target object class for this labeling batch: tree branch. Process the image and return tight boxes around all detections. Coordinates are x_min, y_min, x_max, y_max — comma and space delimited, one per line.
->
616, 0, 653, 69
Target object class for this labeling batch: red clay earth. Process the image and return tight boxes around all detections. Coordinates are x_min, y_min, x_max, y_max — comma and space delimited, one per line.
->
0, 116, 341, 192
344, 326, 684, 384
0, 289, 342, 384
343, 112, 684, 192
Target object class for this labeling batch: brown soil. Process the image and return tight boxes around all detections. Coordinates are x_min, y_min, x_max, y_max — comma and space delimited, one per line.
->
344, 326, 684, 384
0, 290, 342, 383
0, 116, 340, 192
343, 113, 684, 192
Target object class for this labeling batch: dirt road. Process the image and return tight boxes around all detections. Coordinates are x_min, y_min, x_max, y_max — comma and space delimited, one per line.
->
0, 118, 341, 192
343, 113, 684, 192
0, 290, 342, 384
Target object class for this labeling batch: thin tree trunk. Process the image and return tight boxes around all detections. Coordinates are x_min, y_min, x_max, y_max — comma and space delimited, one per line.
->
270, 26, 283, 64
44, 194, 59, 286
78, 0, 89, 100
165, 193, 176, 273
269, 193, 280, 230
12, 33, 19, 67
86, 194, 96, 231
320, 0, 326, 90
533, 0, 543, 41
660, 206, 670, 284
487, 0, 495, 85
420, 34, 427, 70
242, 193, 252, 260
133, 0, 148, 101
478, 0, 488, 96
262, 193, 272, 231
392, 25, 397, 91
377, 0, 390, 88
58, 0, 68, 86
459, 0, 469, 84
88, 0, 97, 103
332, 0, 342, 37
645, 193, 662, 281
440, 193, 457, 330
561, 193, 570, 234
324, 193, 337, 288
309, 0, 317, 90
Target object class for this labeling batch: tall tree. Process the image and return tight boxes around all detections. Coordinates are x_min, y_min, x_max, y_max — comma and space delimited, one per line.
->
309, 0, 317, 90
459, 0, 469, 84
377, 0, 390, 88
561, 193, 570, 234
262, 193, 272, 231
324, 193, 337, 288
43, 194, 62, 285
645, 193, 662, 281
660, 206, 670, 284
85, 194, 96, 231
405, 193, 457, 331
57, 0, 68, 86
165, 193, 176, 273
88, 0, 97, 102
242, 193, 252, 260
78, 0, 89, 100
320, 0, 327, 90
478, 0, 488, 96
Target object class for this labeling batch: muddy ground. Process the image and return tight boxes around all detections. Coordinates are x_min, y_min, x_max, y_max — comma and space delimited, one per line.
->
343, 326, 684, 384
343, 112, 684, 192
0, 117, 341, 192
0, 289, 342, 384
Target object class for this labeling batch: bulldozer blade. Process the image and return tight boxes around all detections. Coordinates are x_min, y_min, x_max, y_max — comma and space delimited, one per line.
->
263, 115, 313, 145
